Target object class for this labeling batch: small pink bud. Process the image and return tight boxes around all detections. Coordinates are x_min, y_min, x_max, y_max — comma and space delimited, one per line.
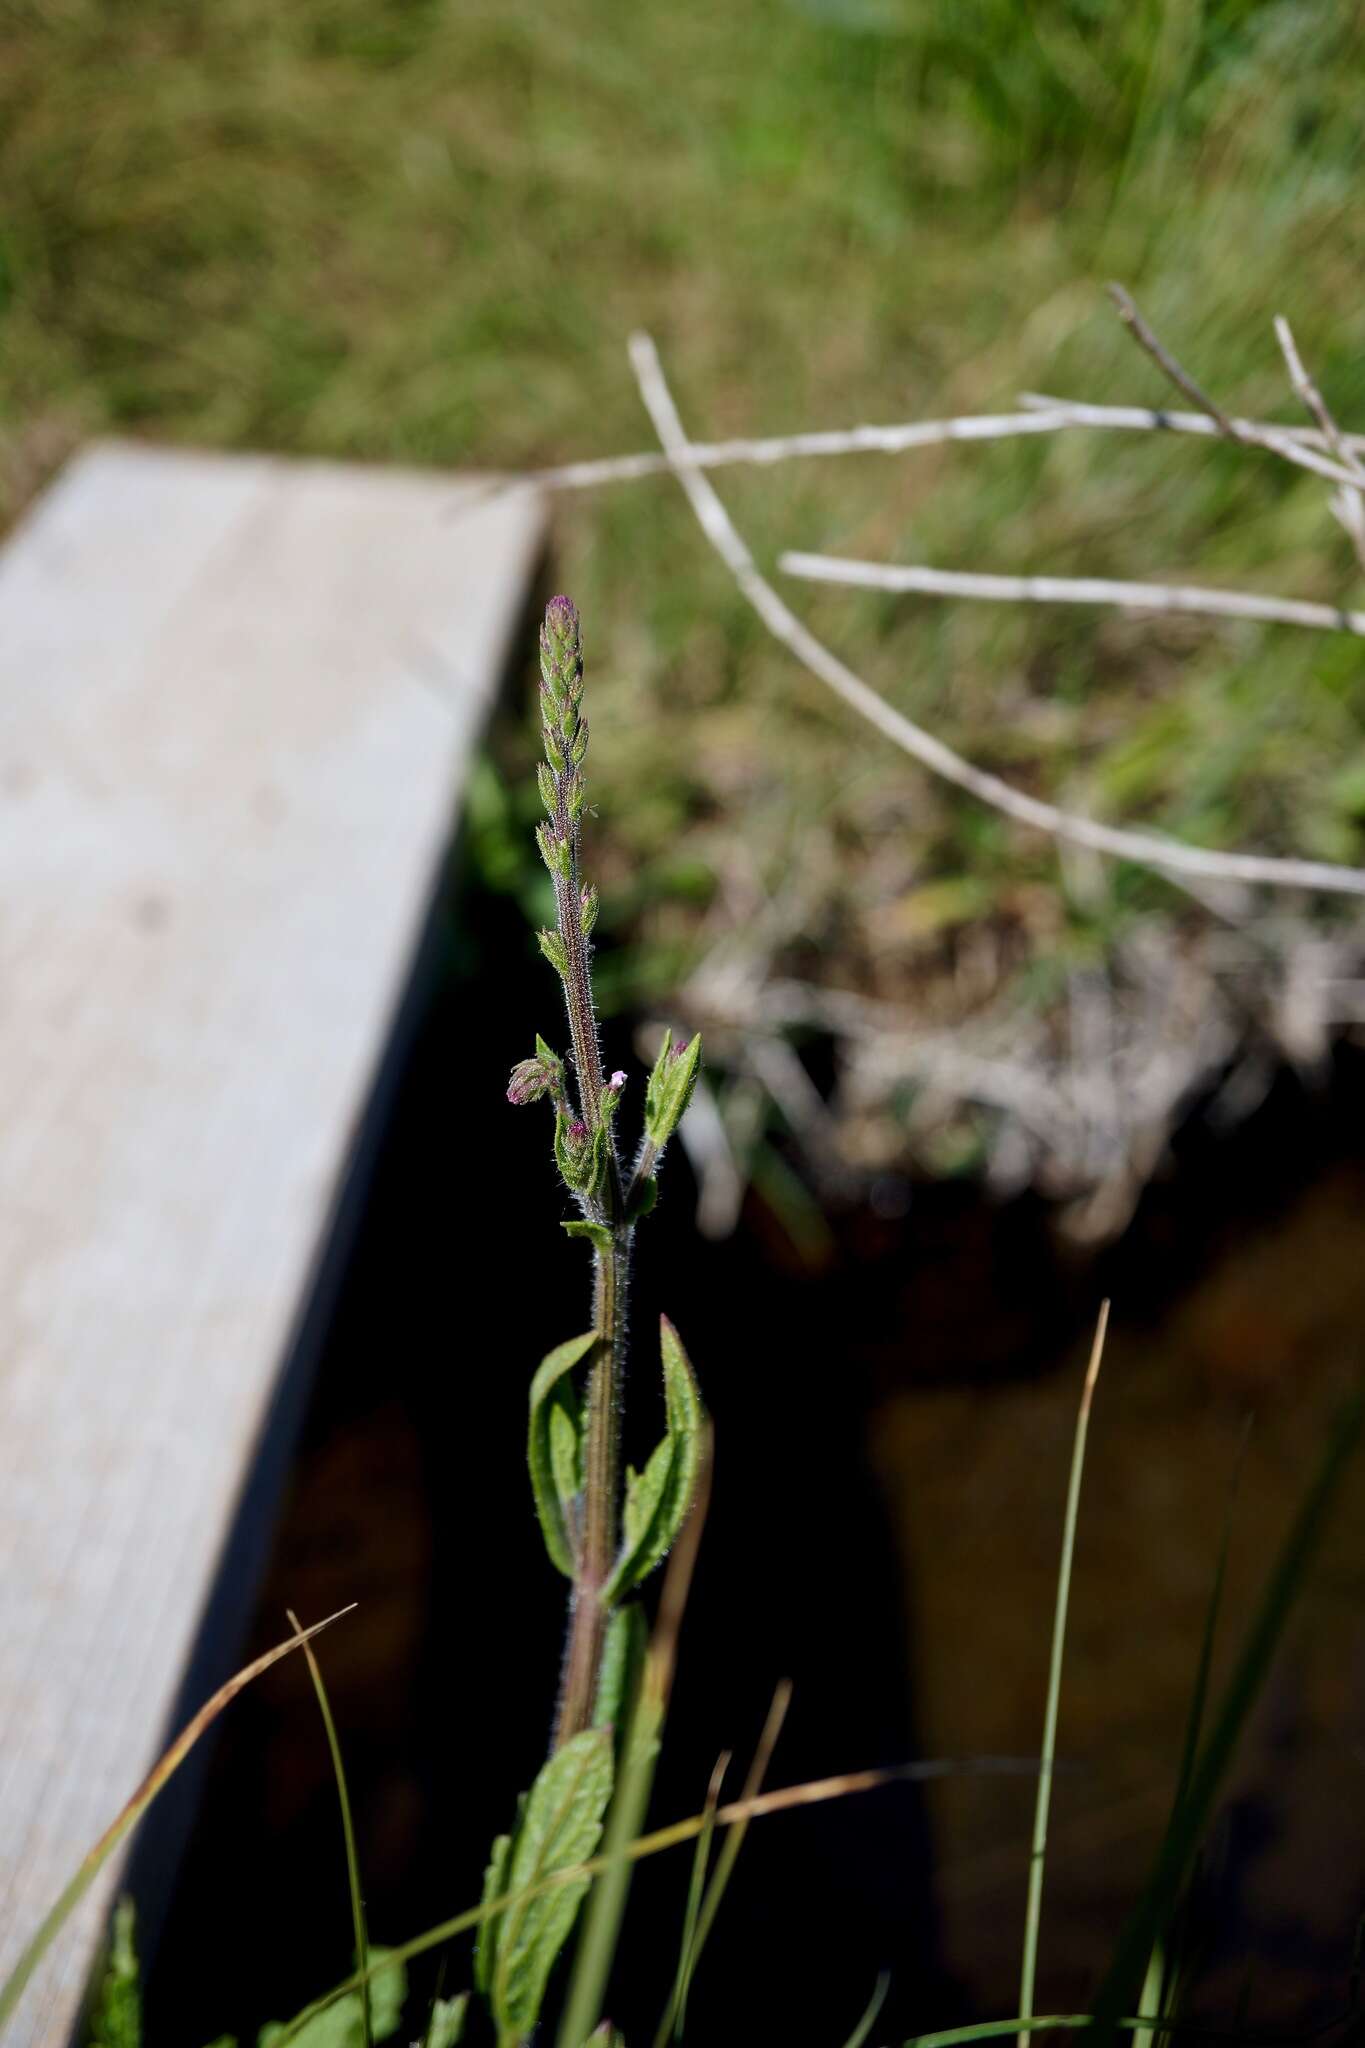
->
609, 1070, 626, 1091
507, 1049, 561, 1107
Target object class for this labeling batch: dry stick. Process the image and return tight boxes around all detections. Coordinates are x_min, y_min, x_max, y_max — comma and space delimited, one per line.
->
1274, 315, 1365, 572
509, 398, 1364, 498
625, 331, 1365, 899
779, 551, 1365, 639
1014, 395, 1360, 489
1107, 284, 1247, 442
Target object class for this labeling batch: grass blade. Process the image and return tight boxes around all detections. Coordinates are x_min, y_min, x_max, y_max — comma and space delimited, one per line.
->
0, 1605, 356, 2034
841, 1971, 890, 2048
653, 1753, 729, 2046
272, 1752, 1051, 2048
1135, 1420, 1249, 2045
1084, 1380, 1365, 2047
1170, 1419, 1251, 1819
684, 1679, 791, 1991
288, 1608, 373, 2048
1017, 1301, 1109, 2047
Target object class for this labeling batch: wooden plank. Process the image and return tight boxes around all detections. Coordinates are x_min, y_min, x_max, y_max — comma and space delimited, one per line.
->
0, 444, 544, 2043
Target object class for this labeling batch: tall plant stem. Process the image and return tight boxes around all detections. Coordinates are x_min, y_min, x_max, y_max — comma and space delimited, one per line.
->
555, 1223, 630, 1747
550, 745, 629, 1748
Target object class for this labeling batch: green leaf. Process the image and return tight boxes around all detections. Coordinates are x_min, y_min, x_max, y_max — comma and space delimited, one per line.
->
424, 1995, 468, 2048
528, 1332, 597, 1577
490, 1729, 616, 2045
537, 928, 568, 978
562, 1219, 614, 1252
259, 1952, 405, 2048
474, 1830, 515, 1999
604, 1318, 704, 1602
643, 1033, 701, 1154
89, 1899, 140, 2048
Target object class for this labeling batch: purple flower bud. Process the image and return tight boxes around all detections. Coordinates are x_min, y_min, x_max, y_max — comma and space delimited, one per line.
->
507, 1048, 562, 1107
609, 1070, 627, 1092
568, 1119, 588, 1143
539, 595, 583, 706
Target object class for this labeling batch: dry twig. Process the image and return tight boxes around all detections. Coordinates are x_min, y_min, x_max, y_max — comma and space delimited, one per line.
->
626, 329, 1365, 899
778, 551, 1365, 639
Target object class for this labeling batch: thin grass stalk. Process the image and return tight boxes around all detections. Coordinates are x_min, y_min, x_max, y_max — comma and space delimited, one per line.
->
1017, 1301, 1110, 2048
684, 1678, 792, 1982
0, 1607, 354, 2032
1084, 1381, 1365, 2047
288, 1610, 372, 2048
840, 1973, 891, 2048
654, 1753, 729, 2047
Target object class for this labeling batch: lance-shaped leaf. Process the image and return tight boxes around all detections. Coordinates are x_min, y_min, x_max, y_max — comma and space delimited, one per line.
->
528, 1332, 597, 1578
487, 1728, 615, 2045
643, 1031, 701, 1154
604, 1317, 705, 1602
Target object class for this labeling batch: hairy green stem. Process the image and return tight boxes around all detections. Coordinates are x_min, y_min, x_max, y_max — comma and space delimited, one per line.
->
555, 1224, 630, 1747
544, 610, 627, 1745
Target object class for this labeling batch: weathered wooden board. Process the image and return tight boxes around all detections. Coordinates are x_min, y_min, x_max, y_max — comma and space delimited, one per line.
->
0, 444, 544, 2044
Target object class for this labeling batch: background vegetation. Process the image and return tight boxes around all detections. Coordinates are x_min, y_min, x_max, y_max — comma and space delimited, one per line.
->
5, 0, 1365, 1188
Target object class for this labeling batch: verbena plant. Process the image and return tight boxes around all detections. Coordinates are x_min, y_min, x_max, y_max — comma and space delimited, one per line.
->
4, 599, 1363, 2048
473, 594, 704, 2044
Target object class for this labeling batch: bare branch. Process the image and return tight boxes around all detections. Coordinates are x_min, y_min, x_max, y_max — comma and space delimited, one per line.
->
506, 396, 1364, 500
1016, 394, 1363, 490
1108, 282, 1247, 441
626, 329, 1365, 899
778, 550, 1365, 639
1274, 313, 1365, 574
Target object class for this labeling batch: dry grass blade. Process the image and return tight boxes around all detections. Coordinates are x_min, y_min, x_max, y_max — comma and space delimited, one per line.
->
1017, 1304, 1109, 2048
0, 1605, 357, 2034
626, 330, 1365, 899
288, 1608, 373, 2048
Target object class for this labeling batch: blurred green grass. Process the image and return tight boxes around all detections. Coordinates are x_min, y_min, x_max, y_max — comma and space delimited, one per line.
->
4, 0, 1365, 1034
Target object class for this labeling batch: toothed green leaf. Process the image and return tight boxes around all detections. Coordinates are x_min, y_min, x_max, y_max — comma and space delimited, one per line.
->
491, 1730, 615, 2044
